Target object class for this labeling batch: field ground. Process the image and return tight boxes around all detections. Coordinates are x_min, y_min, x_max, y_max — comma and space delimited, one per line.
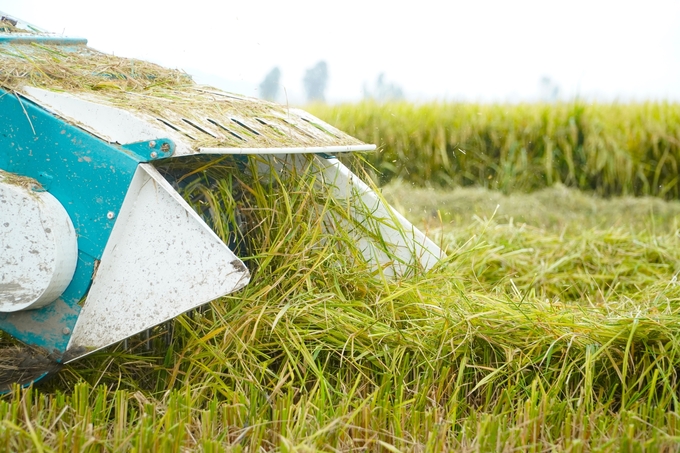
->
3, 180, 680, 452
383, 181, 680, 234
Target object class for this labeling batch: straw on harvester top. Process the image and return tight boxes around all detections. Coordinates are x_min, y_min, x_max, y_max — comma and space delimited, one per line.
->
0, 32, 363, 150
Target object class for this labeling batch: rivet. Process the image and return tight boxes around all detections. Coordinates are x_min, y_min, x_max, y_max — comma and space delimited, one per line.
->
62, 327, 71, 335
107, 211, 115, 220
150, 151, 158, 159
149, 141, 157, 148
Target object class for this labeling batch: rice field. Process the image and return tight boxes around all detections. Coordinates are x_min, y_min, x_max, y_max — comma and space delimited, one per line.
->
307, 102, 680, 198
2, 106, 680, 451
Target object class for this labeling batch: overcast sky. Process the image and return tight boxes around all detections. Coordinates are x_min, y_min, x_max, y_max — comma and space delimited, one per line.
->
2, 1, 679, 104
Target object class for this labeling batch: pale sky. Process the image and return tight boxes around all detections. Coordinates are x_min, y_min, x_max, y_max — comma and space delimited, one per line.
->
2, 0, 680, 104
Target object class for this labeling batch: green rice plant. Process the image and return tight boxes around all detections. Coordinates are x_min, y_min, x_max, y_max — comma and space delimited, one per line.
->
1, 156, 679, 451
308, 101, 680, 198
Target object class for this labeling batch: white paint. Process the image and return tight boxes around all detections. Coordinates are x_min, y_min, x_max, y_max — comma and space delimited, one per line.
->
0, 172, 77, 311
255, 155, 443, 276
67, 163, 250, 354
313, 156, 443, 276
20, 87, 194, 155
20, 87, 363, 156
199, 144, 375, 155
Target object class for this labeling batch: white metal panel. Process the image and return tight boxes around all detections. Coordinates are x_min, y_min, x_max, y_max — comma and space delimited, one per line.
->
0, 173, 78, 311
198, 144, 376, 155
312, 156, 443, 276
67, 163, 249, 354
252, 155, 443, 276
20, 87, 376, 158
20, 87, 194, 155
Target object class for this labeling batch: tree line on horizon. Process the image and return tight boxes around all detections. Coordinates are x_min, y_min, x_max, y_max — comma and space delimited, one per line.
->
258, 61, 404, 104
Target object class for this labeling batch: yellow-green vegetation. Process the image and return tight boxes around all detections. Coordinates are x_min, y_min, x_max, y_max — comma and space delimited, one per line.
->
1, 155, 679, 451
308, 102, 680, 198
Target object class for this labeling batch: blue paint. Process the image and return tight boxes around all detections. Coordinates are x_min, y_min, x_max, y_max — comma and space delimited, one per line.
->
0, 88, 145, 356
121, 138, 176, 161
0, 252, 96, 353
0, 35, 87, 45
0, 31, 180, 388
0, 89, 140, 258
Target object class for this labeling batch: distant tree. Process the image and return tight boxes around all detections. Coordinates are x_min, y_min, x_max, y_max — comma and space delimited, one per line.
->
303, 61, 328, 103
259, 67, 281, 101
539, 76, 560, 102
363, 73, 404, 102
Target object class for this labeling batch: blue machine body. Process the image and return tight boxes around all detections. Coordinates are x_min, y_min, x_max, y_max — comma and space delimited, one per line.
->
0, 80, 174, 356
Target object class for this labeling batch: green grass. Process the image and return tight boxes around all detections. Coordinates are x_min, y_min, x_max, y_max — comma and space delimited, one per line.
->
307, 101, 680, 198
3, 155, 680, 451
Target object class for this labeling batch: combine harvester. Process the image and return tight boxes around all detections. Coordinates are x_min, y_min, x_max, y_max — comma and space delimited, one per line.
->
0, 13, 442, 389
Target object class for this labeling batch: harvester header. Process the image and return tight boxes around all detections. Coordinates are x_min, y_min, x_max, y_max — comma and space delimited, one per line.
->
0, 12, 442, 389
